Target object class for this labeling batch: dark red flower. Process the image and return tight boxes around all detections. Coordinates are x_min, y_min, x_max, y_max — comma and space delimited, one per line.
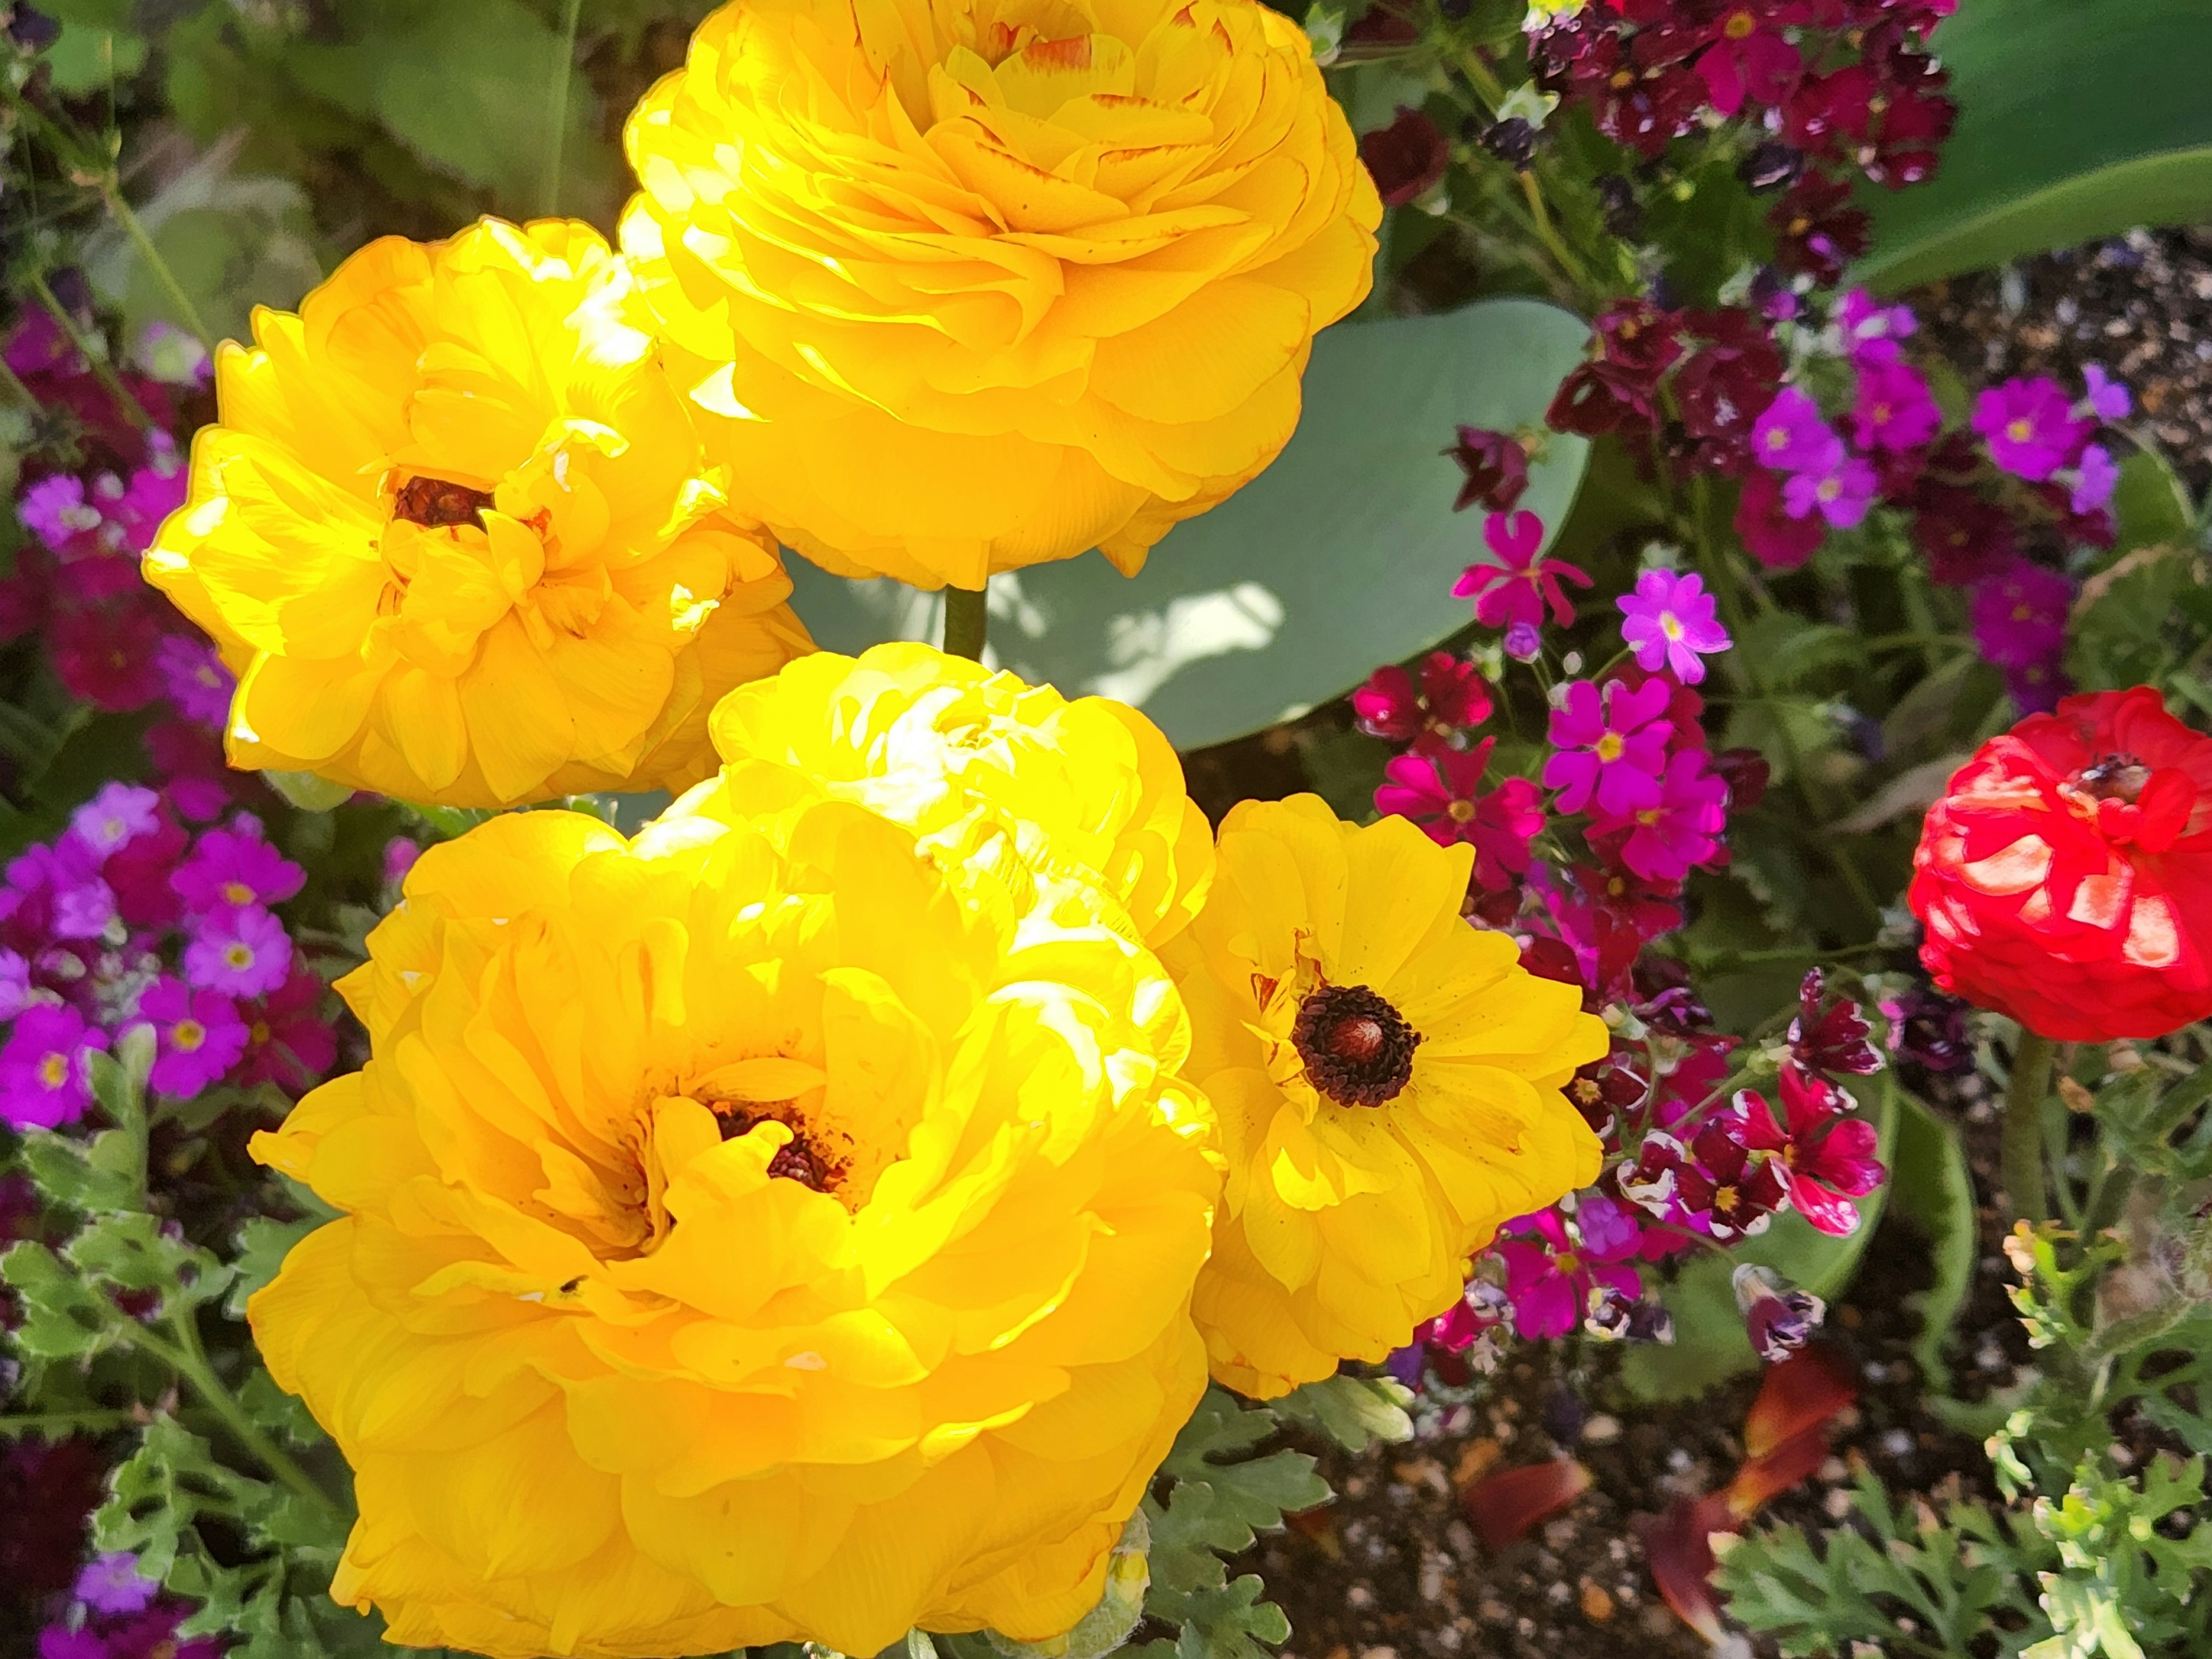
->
1446, 426, 1532, 514
1596, 301, 1684, 383
1672, 309, 1784, 469
1910, 686, 2212, 1040
1767, 171, 1868, 285
1622, 1105, 1790, 1242
234, 968, 339, 1093
1735, 467, 1827, 569
51, 604, 166, 711
1713, 746, 1771, 812
1789, 967, 1882, 1076
1359, 107, 1450, 206
1696, 0, 1805, 116
1738, 1065, 1887, 1235
1911, 482, 2019, 586
1547, 359, 1657, 437
1353, 653, 1495, 753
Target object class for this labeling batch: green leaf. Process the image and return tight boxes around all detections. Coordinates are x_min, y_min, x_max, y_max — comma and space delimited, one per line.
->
263, 771, 357, 813
0, 1239, 122, 1362
1271, 1373, 1414, 1454
17, 1127, 140, 1214
66, 1211, 234, 1317
1622, 1070, 1901, 1402
2107, 447, 2195, 556
39, 0, 146, 93
783, 301, 1594, 749
226, 1214, 322, 1319
1887, 1089, 1979, 1393
1858, 1, 2212, 289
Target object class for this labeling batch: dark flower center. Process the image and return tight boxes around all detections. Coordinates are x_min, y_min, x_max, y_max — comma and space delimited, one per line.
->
1292, 983, 1420, 1108
2074, 752, 2152, 804
393, 475, 497, 530
715, 1109, 836, 1191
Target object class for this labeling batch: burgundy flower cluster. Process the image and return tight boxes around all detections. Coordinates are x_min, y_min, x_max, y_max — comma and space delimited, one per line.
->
1546, 300, 1789, 478
2, 309, 232, 721
0, 780, 346, 1131
1529, 0, 1957, 281
1735, 289, 2131, 712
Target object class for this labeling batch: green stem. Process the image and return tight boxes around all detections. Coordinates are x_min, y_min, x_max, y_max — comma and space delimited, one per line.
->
942, 584, 988, 661
28, 272, 152, 432
1517, 171, 1596, 294
538, 0, 589, 218
97, 177, 215, 353
145, 1316, 344, 1522
2004, 1029, 2058, 1225
0, 352, 37, 411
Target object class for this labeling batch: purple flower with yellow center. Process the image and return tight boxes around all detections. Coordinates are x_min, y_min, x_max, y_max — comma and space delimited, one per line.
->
0, 1003, 107, 1130
1972, 376, 2087, 482
1543, 677, 1673, 816
171, 819, 305, 917
1969, 560, 2072, 672
1783, 454, 1878, 528
1749, 386, 1844, 475
182, 906, 291, 998
132, 976, 249, 1099
1849, 361, 1941, 453
66, 783, 161, 863
154, 635, 236, 729
1617, 569, 1730, 685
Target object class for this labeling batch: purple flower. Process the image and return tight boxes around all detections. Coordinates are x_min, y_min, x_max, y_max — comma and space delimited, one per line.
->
4, 842, 118, 942
1835, 287, 1916, 366
183, 906, 291, 998
74, 1552, 158, 1616
1969, 560, 2073, 672
1849, 361, 1941, 453
1503, 620, 1541, 662
0, 948, 31, 1020
1617, 570, 1730, 685
1973, 377, 2088, 482
2069, 442, 2118, 516
171, 819, 305, 916
1607, 749, 1730, 882
132, 977, 249, 1099
1542, 678, 1673, 816
1782, 454, 1878, 529
1733, 1265, 1825, 1363
2003, 657, 2070, 717
154, 636, 235, 729
18, 474, 100, 554
1749, 387, 1844, 475
2080, 363, 2131, 422
67, 784, 162, 863
382, 837, 422, 889
0, 1004, 108, 1130
1497, 1201, 1643, 1341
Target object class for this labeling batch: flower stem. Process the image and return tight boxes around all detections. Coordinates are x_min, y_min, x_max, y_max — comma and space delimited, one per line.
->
28, 271, 153, 432
942, 584, 988, 661
97, 176, 216, 354
2003, 1029, 2057, 1224
141, 1315, 346, 1524
538, 0, 588, 217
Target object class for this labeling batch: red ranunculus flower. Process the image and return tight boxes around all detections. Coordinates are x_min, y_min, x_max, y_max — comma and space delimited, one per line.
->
1909, 687, 2212, 1040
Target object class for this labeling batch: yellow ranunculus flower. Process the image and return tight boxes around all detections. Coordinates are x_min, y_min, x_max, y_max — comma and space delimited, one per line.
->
619, 0, 1381, 590
247, 802, 1217, 1658
142, 217, 813, 808
1163, 796, 1606, 1399
672, 642, 1211, 949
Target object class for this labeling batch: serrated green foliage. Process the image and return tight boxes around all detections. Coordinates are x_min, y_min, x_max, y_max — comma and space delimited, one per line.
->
1886, 1090, 1979, 1391
1, 1238, 126, 1362
1271, 1373, 1415, 1455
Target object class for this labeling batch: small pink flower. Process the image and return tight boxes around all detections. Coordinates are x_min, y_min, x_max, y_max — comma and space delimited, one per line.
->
66, 783, 161, 862
1453, 510, 1592, 638
1972, 376, 2088, 482
183, 906, 291, 998
1782, 454, 1878, 528
1749, 387, 1843, 475
1604, 748, 1729, 882
233, 969, 336, 1093
1848, 361, 1941, 452
0, 1004, 107, 1130
1738, 1064, 1887, 1236
132, 977, 249, 1099
1497, 1200, 1644, 1340
1616, 570, 1730, 685
1834, 288, 1916, 368
171, 818, 305, 917
1543, 678, 1673, 817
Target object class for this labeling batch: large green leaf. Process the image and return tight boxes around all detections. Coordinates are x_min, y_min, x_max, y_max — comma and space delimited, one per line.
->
1858, 0, 2212, 290
783, 300, 1592, 751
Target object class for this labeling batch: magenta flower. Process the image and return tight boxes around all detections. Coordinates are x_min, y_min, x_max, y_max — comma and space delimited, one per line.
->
132, 977, 249, 1099
2080, 363, 2131, 422
1834, 288, 1916, 367
1848, 361, 1941, 452
1695, 1, 1801, 116
1734, 1264, 1826, 1363
171, 819, 305, 916
1749, 387, 1843, 475
1376, 747, 1547, 889
66, 783, 162, 863
1735, 468, 1826, 570
232, 968, 336, 1093
1453, 510, 1592, 637
1972, 376, 2087, 482
17, 474, 102, 556
1497, 1200, 1644, 1340
183, 906, 292, 998
0, 1004, 108, 1130
1543, 678, 1673, 816
1608, 748, 1729, 881
1782, 454, 1877, 528
1617, 570, 1730, 685
73, 1553, 158, 1617
154, 635, 234, 729
382, 836, 422, 889
0, 948, 31, 1021
2068, 442, 2118, 515
1353, 652, 1494, 754
1738, 1064, 1887, 1236
3, 841, 117, 942
1968, 560, 2072, 672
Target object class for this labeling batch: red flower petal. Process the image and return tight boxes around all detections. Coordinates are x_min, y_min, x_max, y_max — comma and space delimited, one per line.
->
1741, 1345, 1855, 1461
1463, 1458, 1594, 1552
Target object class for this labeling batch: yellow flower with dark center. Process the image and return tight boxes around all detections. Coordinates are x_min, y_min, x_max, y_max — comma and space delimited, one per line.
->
673, 643, 1211, 949
619, 0, 1380, 590
247, 802, 1217, 1657
142, 217, 813, 808
1162, 796, 1605, 1399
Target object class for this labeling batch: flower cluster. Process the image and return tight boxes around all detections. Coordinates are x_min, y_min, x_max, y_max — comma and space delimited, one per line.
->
1531, 0, 1957, 275
1, 310, 228, 721
0, 781, 335, 1130
1732, 291, 2129, 711
35, 1552, 219, 1659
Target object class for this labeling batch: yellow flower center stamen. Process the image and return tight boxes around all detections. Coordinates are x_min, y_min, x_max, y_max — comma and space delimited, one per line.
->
2006, 417, 2033, 444
37, 1052, 69, 1088
223, 942, 255, 971
173, 1020, 206, 1053
1595, 732, 1626, 763
1446, 798, 1477, 824
222, 881, 255, 906
1661, 613, 1684, 641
